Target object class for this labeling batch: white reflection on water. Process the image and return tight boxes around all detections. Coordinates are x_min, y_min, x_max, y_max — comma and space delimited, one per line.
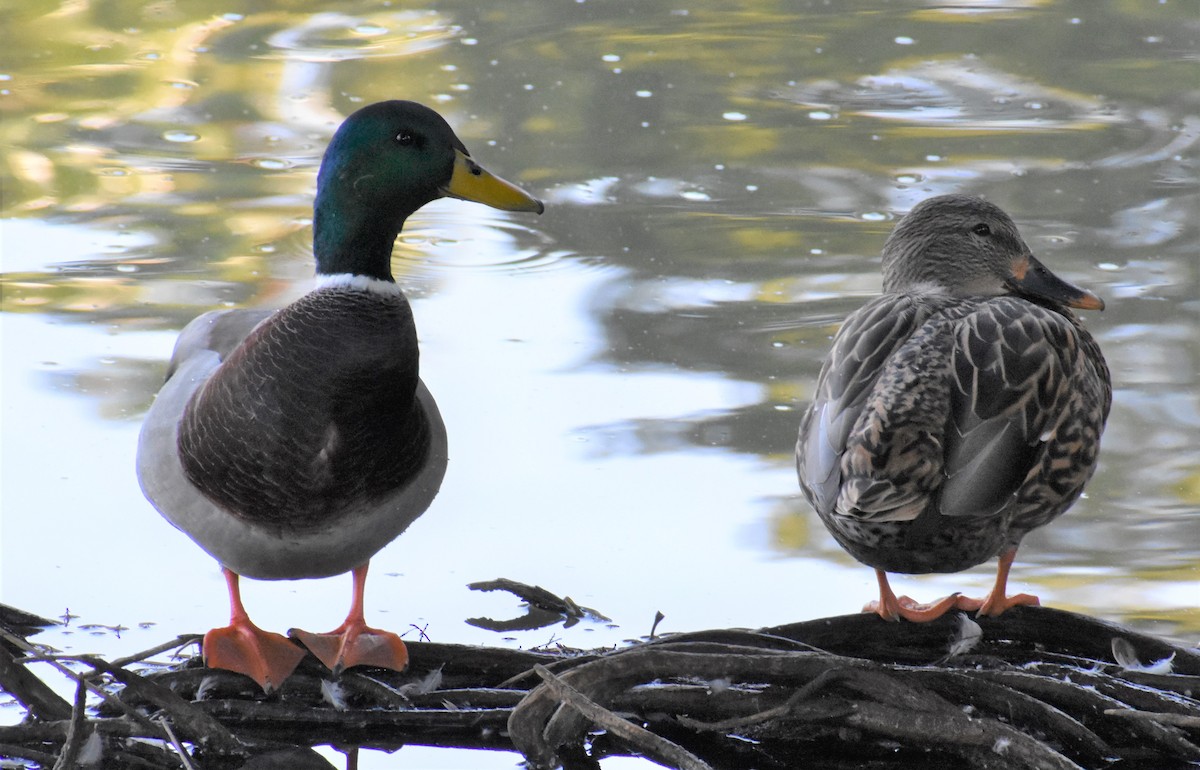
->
0, 250, 855, 755
1, 219, 158, 274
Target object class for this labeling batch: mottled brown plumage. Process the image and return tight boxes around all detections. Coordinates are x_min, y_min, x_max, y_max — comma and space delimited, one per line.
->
796, 194, 1110, 622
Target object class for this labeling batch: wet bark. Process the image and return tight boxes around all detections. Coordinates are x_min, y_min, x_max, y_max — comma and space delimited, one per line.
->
1, 605, 1197, 769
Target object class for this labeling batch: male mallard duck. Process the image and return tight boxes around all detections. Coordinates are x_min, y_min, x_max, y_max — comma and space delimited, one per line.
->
796, 194, 1110, 622
137, 100, 543, 690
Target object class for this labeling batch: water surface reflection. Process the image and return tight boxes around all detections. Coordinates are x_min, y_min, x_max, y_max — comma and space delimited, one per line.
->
2, 3, 1198, 765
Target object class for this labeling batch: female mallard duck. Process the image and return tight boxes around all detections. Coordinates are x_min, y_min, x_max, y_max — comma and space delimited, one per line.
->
137, 100, 543, 690
796, 194, 1110, 622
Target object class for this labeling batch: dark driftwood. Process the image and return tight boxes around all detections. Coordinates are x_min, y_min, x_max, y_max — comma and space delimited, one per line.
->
467, 578, 612, 631
1, 606, 1197, 769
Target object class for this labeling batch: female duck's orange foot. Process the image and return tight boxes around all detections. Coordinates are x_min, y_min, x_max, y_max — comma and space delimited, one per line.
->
290, 623, 409, 675
955, 592, 1040, 617
954, 547, 1040, 617
203, 622, 308, 693
865, 592, 961, 623
866, 569, 960, 622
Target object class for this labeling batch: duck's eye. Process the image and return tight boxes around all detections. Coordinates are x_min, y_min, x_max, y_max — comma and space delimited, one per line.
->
972, 222, 992, 236
395, 130, 415, 147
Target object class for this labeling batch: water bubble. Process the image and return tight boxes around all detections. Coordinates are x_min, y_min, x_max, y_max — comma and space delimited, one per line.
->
635, 89, 652, 98
808, 110, 833, 121
895, 36, 915, 45
722, 111, 747, 121
602, 54, 620, 62
162, 130, 199, 143
861, 211, 888, 222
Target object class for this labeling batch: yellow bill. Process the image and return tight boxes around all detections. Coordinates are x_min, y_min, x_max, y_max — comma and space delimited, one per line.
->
440, 148, 544, 214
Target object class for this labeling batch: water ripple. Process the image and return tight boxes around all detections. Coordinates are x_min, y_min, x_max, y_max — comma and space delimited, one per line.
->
393, 214, 564, 276
775, 58, 1123, 130
264, 11, 457, 63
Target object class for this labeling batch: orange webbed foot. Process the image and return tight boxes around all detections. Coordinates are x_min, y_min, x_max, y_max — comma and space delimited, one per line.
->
290, 623, 408, 675
865, 592, 961, 623
956, 547, 1040, 617
955, 591, 1040, 617
203, 622, 308, 693
293, 562, 410, 675
866, 569, 961, 622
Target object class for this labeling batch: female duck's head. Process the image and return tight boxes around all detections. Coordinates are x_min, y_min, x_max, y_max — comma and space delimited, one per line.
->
881, 194, 1102, 311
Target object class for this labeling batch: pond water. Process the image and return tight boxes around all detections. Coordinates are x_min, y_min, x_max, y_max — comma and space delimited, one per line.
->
2, 1, 1198, 767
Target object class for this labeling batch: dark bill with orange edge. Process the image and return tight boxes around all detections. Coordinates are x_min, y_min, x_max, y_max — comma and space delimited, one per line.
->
1009, 253, 1105, 311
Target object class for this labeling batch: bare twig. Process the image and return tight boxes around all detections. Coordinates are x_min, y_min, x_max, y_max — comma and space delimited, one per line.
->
531, 664, 713, 770
0, 638, 73, 721
1104, 708, 1200, 728
110, 635, 201, 670
467, 578, 611, 632
677, 667, 849, 731
51, 675, 89, 770
81, 656, 244, 756
155, 716, 199, 770
649, 611, 665, 640
0, 743, 58, 766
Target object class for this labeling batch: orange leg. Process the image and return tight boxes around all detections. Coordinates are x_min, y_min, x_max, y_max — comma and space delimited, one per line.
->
290, 562, 409, 675
864, 569, 960, 623
202, 567, 307, 692
954, 547, 1040, 617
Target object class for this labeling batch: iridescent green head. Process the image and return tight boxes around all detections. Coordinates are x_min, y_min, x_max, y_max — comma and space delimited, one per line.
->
313, 100, 543, 280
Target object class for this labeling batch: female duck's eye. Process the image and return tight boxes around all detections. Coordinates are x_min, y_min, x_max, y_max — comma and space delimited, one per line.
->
396, 130, 414, 146
972, 222, 992, 236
